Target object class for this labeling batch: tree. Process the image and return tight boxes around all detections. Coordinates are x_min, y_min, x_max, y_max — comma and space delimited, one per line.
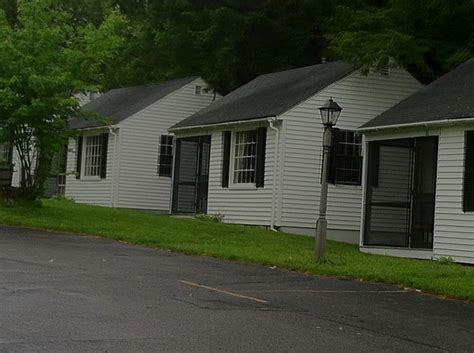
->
325, 0, 474, 83
0, 0, 126, 199
138, 0, 337, 94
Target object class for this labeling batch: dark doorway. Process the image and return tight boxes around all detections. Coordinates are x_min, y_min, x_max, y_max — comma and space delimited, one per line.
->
171, 136, 211, 214
411, 137, 438, 248
364, 137, 438, 249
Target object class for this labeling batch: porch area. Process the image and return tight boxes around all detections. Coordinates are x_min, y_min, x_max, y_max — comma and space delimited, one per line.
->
362, 136, 438, 251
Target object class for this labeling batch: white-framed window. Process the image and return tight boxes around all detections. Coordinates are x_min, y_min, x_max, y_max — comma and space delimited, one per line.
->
158, 135, 174, 177
83, 135, 102, 177
231, 130, 257, 185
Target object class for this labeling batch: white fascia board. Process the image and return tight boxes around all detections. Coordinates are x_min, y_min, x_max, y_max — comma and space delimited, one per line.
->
359, 117, 474, 133
169, 116, 280, 133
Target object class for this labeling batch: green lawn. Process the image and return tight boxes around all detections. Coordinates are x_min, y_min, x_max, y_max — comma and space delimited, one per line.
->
0, 198, 473, 301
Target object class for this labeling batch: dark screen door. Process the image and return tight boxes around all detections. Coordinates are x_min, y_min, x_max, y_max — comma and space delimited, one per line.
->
172, 136, 211, 214
364, 140, 414, 247
364, 137, 438, 249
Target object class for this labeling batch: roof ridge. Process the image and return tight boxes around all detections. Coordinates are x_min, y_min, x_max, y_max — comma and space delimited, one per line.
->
107, 76, 199, 93
256, 61, 347, 78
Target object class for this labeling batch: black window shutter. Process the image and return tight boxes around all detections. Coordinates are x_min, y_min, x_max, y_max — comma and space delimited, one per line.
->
463, 131, 474, 212
100, 133, 109, 179
326, 128, 342, 185
76, 136, 83, 179
256, 127, 267, 188
222, 131, 231, 188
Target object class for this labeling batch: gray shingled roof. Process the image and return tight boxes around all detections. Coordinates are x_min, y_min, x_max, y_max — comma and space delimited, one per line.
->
361, 57, 474, 129
170, 62, 356, 130
69, 77, 198, 130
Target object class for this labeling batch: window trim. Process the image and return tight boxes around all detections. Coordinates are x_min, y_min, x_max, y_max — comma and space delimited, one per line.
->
81, 133, 103, 180
229, 129, 258, 189
331, 129, 363, 187
157, 134, 174, 178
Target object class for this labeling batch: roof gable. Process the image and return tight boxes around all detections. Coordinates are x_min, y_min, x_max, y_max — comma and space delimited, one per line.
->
170, 62, 356, 130
361, 57, 474, 129
69, 76, 198, 130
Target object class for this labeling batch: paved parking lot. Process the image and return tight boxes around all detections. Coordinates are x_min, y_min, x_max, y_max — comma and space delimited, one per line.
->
0, 226, 473, 352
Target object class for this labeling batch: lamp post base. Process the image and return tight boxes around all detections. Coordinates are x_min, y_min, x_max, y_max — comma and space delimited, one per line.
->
314, 218, 327, 261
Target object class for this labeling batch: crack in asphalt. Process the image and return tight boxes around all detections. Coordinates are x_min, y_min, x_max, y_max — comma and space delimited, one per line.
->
0, 337, 167, 346
0, 257, 58, 269
175, 289, 451, 353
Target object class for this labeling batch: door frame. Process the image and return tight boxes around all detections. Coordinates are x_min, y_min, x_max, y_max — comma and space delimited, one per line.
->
363, 136, 438, 249
171, 135, 211, 214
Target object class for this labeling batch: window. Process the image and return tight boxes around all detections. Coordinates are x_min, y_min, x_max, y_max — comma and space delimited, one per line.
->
463, 131, 474, 212
232, 130, 257, 185
83, 135, 102, 177
158, 135, 174, 177
195, 85, 211, 95
376, 66, 390, 76
330, 130, 362, 185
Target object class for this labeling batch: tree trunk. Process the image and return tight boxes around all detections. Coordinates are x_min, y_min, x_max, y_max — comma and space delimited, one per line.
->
15, 142, 52, 200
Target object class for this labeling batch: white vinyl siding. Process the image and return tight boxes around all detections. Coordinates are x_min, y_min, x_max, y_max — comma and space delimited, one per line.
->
279, 68, 423, 231
65, 133, 114, 206
434, 126, 474, 264
205, 127, 277, 225
116, 78, 216, 212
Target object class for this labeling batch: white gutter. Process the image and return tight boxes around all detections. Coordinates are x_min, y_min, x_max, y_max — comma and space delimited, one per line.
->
359, 117, 474, 132
108, 126, 119, 208
169, 117, 277, 133
74, 125, 114, 132
268, 117, 280, 232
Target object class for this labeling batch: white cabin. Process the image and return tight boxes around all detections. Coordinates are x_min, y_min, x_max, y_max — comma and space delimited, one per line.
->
65, 77, 218, 212
169, 62, 422, 244
359, 58, 474, 264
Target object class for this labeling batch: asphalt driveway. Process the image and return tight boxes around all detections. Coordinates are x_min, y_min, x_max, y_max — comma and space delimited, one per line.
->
0, 226, 473, 353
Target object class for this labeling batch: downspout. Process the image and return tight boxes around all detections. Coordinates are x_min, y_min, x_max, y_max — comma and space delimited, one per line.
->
108, 126, 118, 208
268, 117, 280, 232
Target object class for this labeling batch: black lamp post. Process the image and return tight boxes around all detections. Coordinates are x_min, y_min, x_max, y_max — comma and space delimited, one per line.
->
314, 97, 342, 261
